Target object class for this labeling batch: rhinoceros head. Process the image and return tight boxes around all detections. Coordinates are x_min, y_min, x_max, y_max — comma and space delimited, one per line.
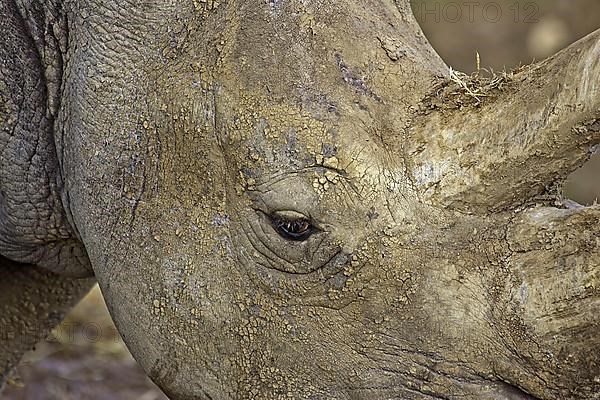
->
54, 1, 600, 399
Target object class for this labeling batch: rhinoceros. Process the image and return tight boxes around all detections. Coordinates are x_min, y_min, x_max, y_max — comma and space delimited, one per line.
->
1, 0, 599, 399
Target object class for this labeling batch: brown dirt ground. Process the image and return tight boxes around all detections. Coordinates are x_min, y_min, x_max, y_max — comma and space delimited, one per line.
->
3, 1, 599, 399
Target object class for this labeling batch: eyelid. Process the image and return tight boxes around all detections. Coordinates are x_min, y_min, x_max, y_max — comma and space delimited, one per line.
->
270, 210, 311, 221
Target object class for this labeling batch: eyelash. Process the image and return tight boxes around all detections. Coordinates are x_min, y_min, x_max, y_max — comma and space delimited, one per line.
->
269, 214, 316, 241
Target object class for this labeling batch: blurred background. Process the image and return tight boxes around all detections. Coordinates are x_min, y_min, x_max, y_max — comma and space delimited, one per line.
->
2, 1, 599, 399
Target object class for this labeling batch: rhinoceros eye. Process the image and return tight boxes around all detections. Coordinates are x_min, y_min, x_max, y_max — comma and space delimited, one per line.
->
269, 212, 316, 242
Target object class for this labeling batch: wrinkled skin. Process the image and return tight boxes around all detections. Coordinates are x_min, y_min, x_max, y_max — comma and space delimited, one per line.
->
1, 0, 599, 399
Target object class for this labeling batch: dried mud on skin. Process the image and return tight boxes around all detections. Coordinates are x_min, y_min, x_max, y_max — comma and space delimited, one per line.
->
1, 287, 168, 400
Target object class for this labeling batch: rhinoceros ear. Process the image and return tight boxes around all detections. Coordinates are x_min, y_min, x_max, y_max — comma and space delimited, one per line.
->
0, 0, 93, 277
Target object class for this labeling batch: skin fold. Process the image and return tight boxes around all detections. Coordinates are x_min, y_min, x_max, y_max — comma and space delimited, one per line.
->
1, 0, 598, 399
